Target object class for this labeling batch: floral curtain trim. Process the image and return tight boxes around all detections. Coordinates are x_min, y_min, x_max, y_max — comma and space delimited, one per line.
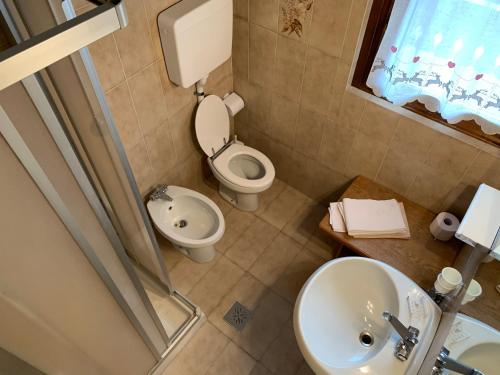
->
367, 0, 500, 135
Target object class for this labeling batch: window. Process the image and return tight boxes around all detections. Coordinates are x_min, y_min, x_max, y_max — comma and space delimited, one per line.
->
352, 0, 500, 147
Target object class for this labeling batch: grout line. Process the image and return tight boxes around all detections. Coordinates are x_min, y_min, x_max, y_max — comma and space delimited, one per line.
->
374, 122, 399, 181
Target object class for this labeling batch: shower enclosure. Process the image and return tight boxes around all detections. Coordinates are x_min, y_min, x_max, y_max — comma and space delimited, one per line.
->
0, 1, 201, 373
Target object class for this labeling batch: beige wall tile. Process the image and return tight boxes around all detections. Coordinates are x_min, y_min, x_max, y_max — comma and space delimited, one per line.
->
188, 256, 244, 315
143, 0, 178, 60
269, 94, 299, 147
234, 0, 249, 20
300, 47, 338, 114
233, 18, 250, 79
249, 233, 302, 286
328, 61, 351, 117
295, 107, 327, 159
169, 101, 197, 162
337, 91, 366, 128
439, 182, 478, 217
236, 78, 273, 131
346, 131, 387, 179
273, 36, 307, 102
128, 63, 168, 135
225, 217, 280, 270
376, 149, 422, 194
389, 117, 435, 162
302, 159, 351, 202
205, 341, 255, 375
357, 101, 399, 143
162, 323, 228, 375
205, 59, 233, 93
249, 24, 277, 88
127, 139, 155, 195
461, 151, 500, 188
318, 119, 354, 173
405, 164, 458, 212
143, 122, 176, 179
340, 0, 369, 63
114, 0, 155, 77
157, 62, 196, 119
105, 82, 142, 151
278, 0, 314, 41
250, 0, 279, 31
261, 320, 305, 374
425, 134, 479, 180
308, 0, 352, 57
88, 35, 124, 91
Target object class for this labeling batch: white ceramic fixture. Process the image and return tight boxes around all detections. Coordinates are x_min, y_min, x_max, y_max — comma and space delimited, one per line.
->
158, 0, 233, 88
147, 186, 224, 263
195, 95, 275, 211
294, 257, 441, 375
444, 313, 500, 374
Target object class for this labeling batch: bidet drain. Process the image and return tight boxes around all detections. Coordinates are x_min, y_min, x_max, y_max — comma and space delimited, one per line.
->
175, 219, 188, 228
359, 331, 374, 347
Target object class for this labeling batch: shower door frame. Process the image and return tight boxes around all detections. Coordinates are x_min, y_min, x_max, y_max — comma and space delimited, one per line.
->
0, 0, 203, 372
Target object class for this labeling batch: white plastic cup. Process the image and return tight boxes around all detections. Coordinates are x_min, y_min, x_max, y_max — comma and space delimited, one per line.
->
440, 267, 462, 289
461, 279, 482, 305
434, 277, 455, 294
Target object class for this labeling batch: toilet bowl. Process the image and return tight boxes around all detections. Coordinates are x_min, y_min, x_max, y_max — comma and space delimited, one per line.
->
147, 185, 225, 263
195, 95, 275, 211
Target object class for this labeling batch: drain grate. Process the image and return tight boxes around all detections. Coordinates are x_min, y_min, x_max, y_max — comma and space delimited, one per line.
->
223, 301, 252, 332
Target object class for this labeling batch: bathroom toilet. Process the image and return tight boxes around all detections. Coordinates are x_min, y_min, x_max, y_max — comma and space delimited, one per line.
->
195, 95, 275, 211
147, 185, 225, 263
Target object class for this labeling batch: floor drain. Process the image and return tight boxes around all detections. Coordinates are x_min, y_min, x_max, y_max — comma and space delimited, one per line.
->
223, 301, 251, 332
359, 331, 374, 347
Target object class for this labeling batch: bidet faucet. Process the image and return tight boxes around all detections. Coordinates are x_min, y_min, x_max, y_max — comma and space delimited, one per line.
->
382, 311, 419, 361
431, 347, 484, 375
150, 184, 173, 202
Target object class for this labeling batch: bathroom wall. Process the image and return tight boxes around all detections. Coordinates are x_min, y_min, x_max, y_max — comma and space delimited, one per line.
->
232, 0, 500, 215
74, 0, 233, 197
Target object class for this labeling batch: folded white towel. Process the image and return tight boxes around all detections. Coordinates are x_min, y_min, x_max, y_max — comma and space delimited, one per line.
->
342, 198, 407, 235
329, 202, 346, 232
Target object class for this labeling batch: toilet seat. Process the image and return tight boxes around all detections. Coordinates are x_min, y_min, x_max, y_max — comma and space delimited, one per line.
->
212, 143, 275, 189
195, 94, 275, 194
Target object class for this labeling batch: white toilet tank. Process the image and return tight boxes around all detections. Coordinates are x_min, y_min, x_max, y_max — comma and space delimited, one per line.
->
158, 0, 233, 88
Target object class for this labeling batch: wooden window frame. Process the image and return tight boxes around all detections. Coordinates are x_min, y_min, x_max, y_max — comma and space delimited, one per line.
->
351, 0, 500, 147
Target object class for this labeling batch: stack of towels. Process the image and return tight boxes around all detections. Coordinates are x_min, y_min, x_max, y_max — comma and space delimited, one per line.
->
329, 198, 410, 239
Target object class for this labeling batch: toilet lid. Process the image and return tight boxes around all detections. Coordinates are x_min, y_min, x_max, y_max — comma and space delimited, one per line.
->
195, 95, 230, 157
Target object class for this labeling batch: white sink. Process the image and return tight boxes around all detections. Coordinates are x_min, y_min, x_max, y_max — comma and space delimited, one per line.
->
444, 314, 500, 374
294, 257, 441, 375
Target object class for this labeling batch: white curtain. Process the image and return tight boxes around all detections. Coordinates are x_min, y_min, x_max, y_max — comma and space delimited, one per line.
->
367, 0, 500, 135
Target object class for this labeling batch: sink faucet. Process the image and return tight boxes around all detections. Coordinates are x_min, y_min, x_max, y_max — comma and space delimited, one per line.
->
150, 184, 173, 202
382, 311, 419, 361
431, 347, 484, 375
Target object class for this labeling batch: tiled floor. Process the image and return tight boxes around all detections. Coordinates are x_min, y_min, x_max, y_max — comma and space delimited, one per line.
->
159, 178, 340, 375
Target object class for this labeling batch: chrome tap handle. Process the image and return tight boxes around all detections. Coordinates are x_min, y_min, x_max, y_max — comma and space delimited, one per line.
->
382, 311, 419, 361
432, 347, 484, 375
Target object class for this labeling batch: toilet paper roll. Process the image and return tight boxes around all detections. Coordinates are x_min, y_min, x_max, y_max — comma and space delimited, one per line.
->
429, 212, 460, 241
223, 92, 244, 116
